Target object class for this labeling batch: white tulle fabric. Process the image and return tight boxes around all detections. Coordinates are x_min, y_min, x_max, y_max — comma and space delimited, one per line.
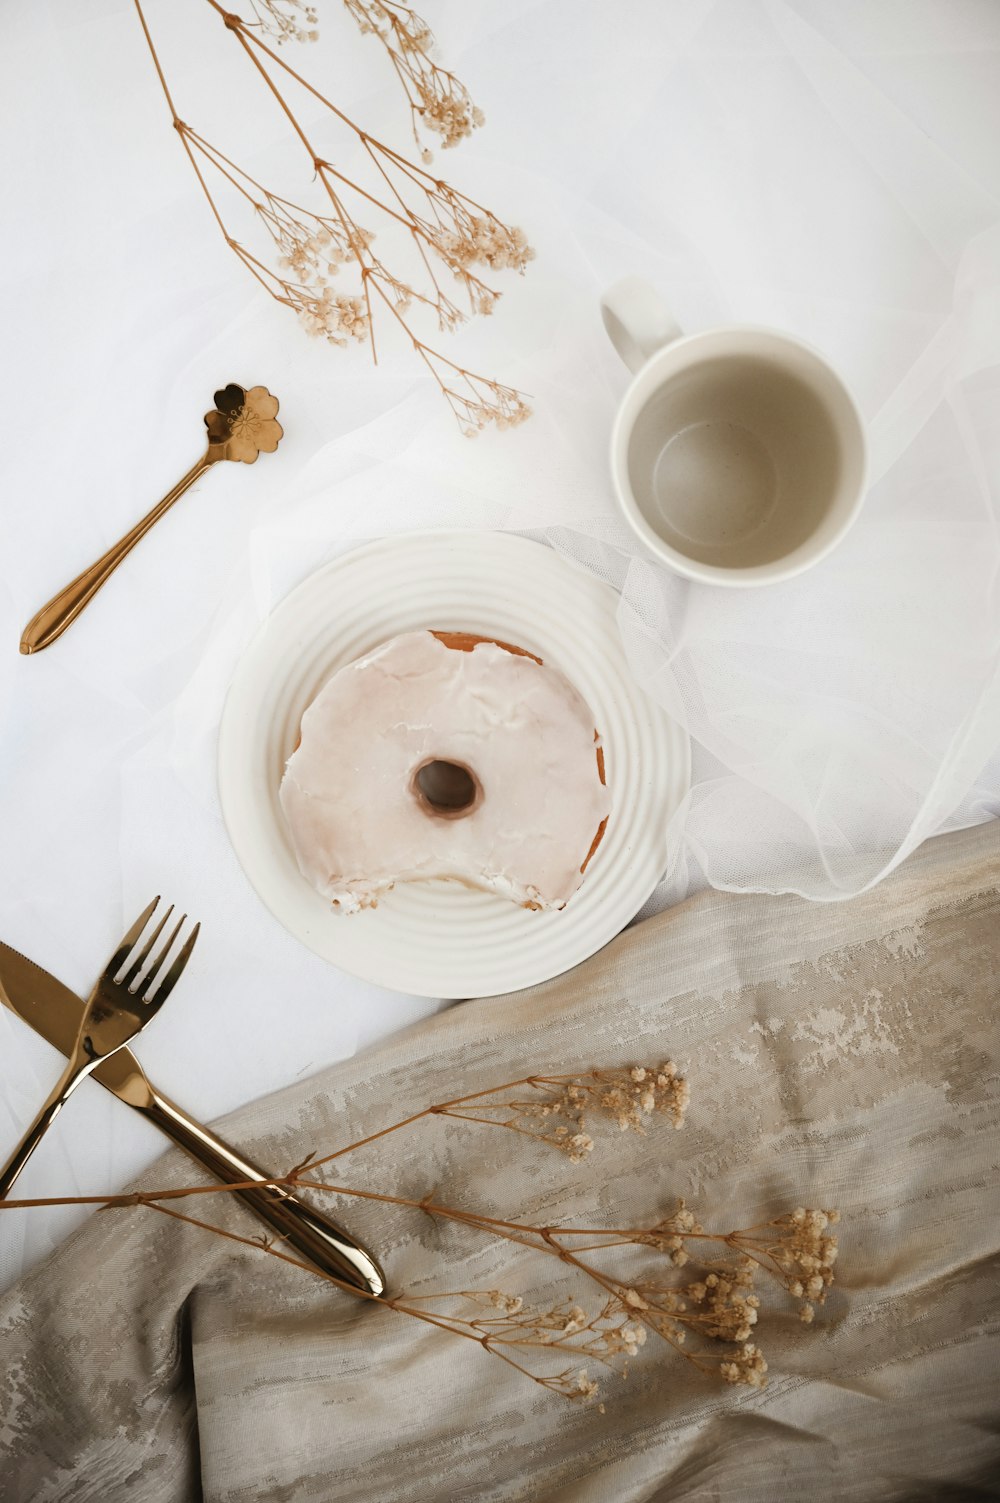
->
2, 0, 999, 1287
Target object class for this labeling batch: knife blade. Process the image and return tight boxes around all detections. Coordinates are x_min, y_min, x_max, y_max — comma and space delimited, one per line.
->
0, 940, 385, 1298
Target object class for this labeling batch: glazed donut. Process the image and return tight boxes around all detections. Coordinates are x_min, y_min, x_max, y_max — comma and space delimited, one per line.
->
279, 629, 611, 913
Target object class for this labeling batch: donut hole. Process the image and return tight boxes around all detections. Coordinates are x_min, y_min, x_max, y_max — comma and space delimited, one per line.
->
412, 759, 481, 819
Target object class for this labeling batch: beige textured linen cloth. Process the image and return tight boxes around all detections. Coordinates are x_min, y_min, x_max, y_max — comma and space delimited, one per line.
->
2, 821, 999, 1502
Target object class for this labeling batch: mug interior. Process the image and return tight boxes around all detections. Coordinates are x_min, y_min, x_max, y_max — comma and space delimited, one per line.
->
625, 345, 856, 572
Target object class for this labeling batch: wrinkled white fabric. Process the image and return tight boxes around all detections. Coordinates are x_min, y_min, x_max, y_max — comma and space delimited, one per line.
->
1, 0, 998, 1288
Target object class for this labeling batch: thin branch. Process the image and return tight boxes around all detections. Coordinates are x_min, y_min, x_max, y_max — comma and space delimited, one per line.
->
2, 1055, 838, 1402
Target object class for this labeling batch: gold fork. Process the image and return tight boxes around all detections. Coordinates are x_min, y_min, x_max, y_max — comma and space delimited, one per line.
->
0, 898, 198, 1199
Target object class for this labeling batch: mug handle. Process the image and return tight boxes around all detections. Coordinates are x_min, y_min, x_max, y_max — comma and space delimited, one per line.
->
600, 276, 683, 374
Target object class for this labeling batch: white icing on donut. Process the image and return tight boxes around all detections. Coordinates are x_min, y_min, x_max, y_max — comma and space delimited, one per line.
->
279, 630, 611, 913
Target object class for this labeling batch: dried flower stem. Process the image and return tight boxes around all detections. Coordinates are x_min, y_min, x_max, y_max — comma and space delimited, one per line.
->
242, 0, 483, 161
342, 0, 484, 153
1, 1062, 839, 1403
131, 0, 532, 430
245, 0, 318, 46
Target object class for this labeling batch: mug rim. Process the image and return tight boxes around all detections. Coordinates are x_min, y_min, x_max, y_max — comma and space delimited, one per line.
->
609, 324, 868, 588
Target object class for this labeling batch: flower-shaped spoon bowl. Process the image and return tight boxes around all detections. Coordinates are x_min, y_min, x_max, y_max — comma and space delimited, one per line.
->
20, 384, 283, 655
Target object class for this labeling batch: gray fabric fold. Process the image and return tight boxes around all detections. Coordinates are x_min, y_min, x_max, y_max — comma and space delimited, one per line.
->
2, 821, 999, 1502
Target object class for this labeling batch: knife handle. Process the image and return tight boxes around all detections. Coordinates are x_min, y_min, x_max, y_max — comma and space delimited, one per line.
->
0, 1052, 94, 1198
137, 1087, 385, 1299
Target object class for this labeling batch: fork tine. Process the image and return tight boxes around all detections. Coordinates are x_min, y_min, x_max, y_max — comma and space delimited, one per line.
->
135, 912, 187, 1000
105, 897, 159, 978
120, 904, 174, 989
143, 922, 200, 1010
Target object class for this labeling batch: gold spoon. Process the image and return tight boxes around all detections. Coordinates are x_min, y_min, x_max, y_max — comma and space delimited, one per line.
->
20, 384, 283, 655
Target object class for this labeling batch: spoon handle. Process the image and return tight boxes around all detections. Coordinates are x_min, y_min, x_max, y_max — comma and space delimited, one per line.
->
20, 452, 215, 655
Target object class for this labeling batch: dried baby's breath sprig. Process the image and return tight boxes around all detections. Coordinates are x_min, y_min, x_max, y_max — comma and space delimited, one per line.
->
343, 0, 484, 154
414, 346, 531, 436
606, 1261, 762, 1360
719, 1343, 769, 1387
246, 0, 319, 44
421, 201, 533, 277
615, 1199, 706, 1267
399, 1289, 649, 1403
433, 1064, 690, 1160
172, 129, 467, 349
244, 1, 485, 157
2, 1064, 840, 1406
726, 1207, 841, 1323
547, 1195, 841, 1359
132, 0, 531, 431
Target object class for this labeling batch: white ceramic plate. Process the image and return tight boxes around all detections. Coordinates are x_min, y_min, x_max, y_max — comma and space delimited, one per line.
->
218, 531, 689, 997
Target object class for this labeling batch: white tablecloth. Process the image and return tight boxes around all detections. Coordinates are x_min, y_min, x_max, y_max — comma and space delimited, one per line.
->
2, 0, 998, 1291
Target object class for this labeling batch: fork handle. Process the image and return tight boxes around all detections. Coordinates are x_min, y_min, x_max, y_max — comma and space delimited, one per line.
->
0, 1055, 93, 1199
134, 1086, 386, 1299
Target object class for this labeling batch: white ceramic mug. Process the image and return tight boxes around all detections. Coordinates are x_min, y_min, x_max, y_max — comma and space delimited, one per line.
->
600, 277, 867, 586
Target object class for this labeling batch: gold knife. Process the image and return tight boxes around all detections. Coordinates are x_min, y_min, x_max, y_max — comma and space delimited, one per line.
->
0, 940, 384, 1298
